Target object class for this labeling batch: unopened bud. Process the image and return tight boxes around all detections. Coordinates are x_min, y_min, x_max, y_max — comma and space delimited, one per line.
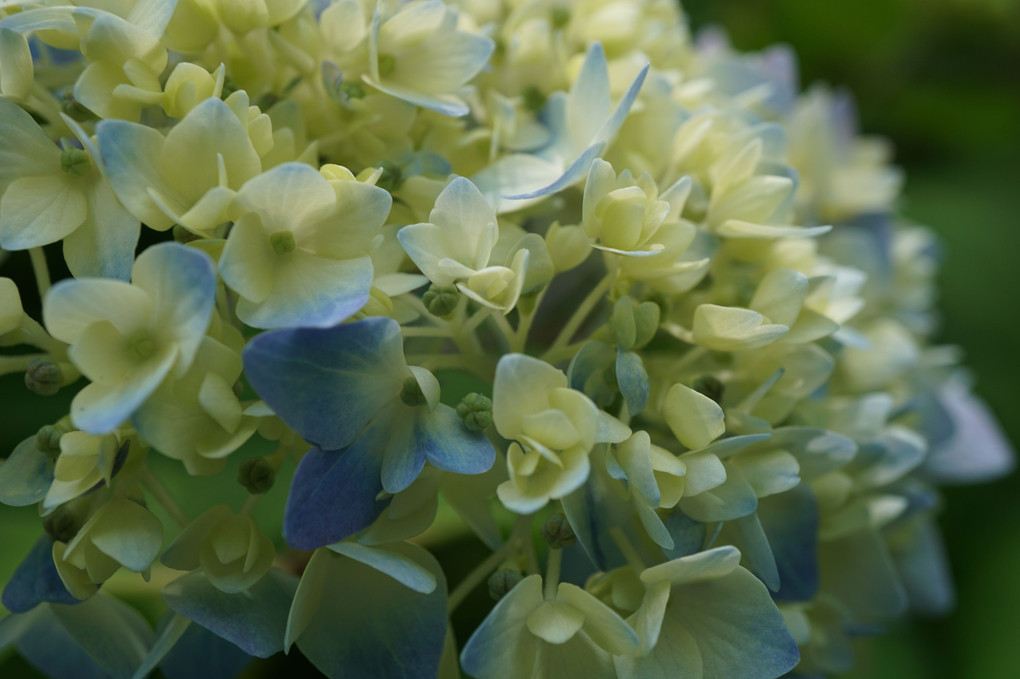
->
540, 513, 576, 549
400, 375, 429, 407
238, 457, 276, 494
25, 358, 62, 396
456, 393, 493, 432
487, 568, 523, 601
35, 424, 67, 456
422, 284, 460, 318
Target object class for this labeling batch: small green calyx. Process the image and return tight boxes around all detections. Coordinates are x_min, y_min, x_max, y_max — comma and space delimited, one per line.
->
35, 423, 67, 456
488, 568, 523, 601
129, 333, 155, 360
457, 392, 493, 432
61, 87, 95, 122
340, 81, 365, 100
422, 284, 460, 318
377, 53, 397, 77
238, 457, 276, 494
540, 512, 576, 549
693, 374, 725, 404
25, 358, 63, 396
270, 230, 297, 255
60, 148, 91, 177
400, 375, 429, 407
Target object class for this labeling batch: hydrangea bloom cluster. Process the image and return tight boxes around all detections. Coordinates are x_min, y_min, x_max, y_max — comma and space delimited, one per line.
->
0, 1, 1013, 678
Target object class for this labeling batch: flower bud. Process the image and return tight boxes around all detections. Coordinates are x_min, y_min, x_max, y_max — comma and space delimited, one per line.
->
540, 513, 576, 549
457, 393, 493, 432
25, 358, 63, 395
237, 457, 276, 494
422, 284, 460, 318
400, 375, 429, 407
611, 296, 637, 349
545, 222, 592, 273
488, 568, 523, 601
35, 423, 68, 457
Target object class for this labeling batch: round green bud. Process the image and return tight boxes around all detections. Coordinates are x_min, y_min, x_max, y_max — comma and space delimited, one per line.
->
238, 457, 276, 494
270, 230, 297, 255
340, 81, 365, 100
456, 393, 493, 432
521, 85, 546, 112
25, 358, 63, 396
35, 424, 67, 456
378, 53, 397, 77
60, 148, 91, 177
488, 568, 523, 601
400, 375, 429, 407
540, 513, 576, 549
44, 506, 80, 543
422, 284, 460, 318
693, 375, 725, 405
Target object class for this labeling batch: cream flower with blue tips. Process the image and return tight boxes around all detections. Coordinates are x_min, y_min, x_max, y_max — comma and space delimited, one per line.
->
0, 98, 139, 279
364, 0, 495, 117
398, 176, 529, 315
42, 242, 216, 434
97, 93, 265, 235
220, 161, 390, 328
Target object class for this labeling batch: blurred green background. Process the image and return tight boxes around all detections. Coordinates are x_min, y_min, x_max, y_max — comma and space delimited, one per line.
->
2, 0, 1019, 676
682, 0, 1020, 676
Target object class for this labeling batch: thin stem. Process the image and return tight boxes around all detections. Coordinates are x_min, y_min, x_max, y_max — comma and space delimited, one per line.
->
17, 318, 67, 356
240, 493, 261, 516
401, 325, 451, 338
447, 534, 521, 612
672, 345, 708, 375
511, 290, 545, 353
28, 248, 51, 299
609, 528, 645, 573
490, 311, 516, 348
0, 353, 47, 376
541, 273, 614, 363
140, 466, 190, 528
543, 548, 563, 600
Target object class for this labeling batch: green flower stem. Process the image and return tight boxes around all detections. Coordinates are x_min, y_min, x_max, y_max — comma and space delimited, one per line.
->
609, 528, 645, 572
0, 353, 48, 376
541, 272, 614, 363
510, 289, 545, 353
672, 345, 708, 374
240, 493, 261, 516
489, 311, 516, 348
543, 547, 562, 600
28, 247, 51, 299
447, 522, 526, 612
140, 466, 190, 528
17, 317, 67, 356
401, 325, 452, 338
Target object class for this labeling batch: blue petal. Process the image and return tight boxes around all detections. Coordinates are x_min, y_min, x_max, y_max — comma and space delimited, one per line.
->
4, 607, 108, 679
162, 570, 298, 658
660, 510, 708, 560
416, 405, 495, 476
561, 451, 632, 570
293, 544, 448, 679
567, 339, 616, 407
759, 485, 819, 602
243, 317, 405, 450
283, 438, 390, 551
0, 437, 54, 507
615, 349, 649, 415
2, 537, 80, 613
504, 142, 604, 200
160, 618, 256, 679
